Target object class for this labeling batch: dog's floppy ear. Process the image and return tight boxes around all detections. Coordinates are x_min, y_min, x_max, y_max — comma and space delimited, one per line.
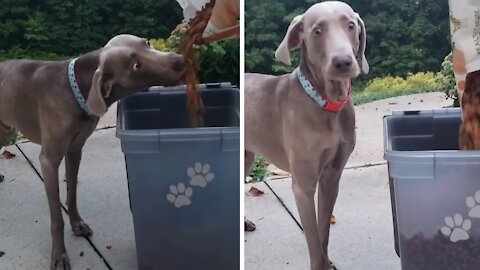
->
356, 13, 369, 74
86, 62, 114, 117
275, 15, 304, 65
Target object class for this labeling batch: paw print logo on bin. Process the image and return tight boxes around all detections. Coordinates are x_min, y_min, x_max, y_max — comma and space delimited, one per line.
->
166, 162, 215, 208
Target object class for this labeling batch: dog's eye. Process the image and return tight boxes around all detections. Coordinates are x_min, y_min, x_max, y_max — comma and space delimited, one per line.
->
313, 28, 322, 36
348, 22, 356, 31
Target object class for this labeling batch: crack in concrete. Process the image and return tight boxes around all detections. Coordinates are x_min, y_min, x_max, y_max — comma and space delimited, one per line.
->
14, 144, 114, 270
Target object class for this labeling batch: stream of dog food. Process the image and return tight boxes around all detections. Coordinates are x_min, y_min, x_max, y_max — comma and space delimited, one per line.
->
178, 0, 216, 128
460, 70, 480, 150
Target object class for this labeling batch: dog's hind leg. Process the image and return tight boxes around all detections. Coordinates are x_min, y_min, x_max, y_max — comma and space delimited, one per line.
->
65, 143, 92, 237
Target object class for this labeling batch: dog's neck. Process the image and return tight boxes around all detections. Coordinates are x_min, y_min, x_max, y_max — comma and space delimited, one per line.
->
74, 50, 101, 108
299, 49, 349, 102
73, 49, 128, 111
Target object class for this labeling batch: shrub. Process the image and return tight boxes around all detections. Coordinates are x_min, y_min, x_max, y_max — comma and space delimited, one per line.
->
150, 23, 239, 86
364, 72, 439, 94
436, 51, 459, 106
250, 156, 270, 182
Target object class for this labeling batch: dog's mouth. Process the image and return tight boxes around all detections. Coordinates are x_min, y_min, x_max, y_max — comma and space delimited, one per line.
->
328, 67, 360, 81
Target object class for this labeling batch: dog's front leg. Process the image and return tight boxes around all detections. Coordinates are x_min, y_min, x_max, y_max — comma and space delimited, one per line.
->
291, 168, 328, 270
39, 143, 70, 270
317, 170, 341, 270
65, 145, 92, 237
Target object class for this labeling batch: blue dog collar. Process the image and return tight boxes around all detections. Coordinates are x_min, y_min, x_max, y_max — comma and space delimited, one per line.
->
68, 58, 93, 115
295, 67, 350, 112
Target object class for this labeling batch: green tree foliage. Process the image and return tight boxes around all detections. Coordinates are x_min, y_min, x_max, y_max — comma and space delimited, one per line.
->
245, 0, 451, 80
0, 0, 182, 59
0, 0, 239, 86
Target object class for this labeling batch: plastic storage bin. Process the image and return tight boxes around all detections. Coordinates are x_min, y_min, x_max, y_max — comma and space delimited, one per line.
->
384, 108, 480, 270
116, 83, 239, 270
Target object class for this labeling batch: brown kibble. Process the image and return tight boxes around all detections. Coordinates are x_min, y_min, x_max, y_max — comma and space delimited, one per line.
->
106, 245, 112, 250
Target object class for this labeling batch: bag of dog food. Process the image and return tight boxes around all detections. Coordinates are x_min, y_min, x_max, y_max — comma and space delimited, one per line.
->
449, 0, 480, 99
176, 0, 239, 41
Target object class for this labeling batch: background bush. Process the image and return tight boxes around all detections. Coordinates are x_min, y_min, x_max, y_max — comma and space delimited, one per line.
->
364, 72, 439, 93
246, 0, 450, 82
0, 0, 239, 86
436, 51, 459, 106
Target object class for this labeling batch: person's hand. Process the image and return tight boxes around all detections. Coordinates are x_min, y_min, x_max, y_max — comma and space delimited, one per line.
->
210, 0, 239, 30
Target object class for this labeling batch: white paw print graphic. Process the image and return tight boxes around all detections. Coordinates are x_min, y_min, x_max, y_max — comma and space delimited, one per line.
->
466, 190, 480, 218
188, 162, 215, 188
440, 214, 471, 243
166, 183, 193, 208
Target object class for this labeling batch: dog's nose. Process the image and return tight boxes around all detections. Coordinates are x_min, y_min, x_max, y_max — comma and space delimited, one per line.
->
332, 55, 353, 73
170, 54, 185, 72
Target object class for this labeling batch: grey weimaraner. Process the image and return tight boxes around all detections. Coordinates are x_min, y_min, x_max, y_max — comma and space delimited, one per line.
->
0, 34, 185, 270
245, 2, 368, 270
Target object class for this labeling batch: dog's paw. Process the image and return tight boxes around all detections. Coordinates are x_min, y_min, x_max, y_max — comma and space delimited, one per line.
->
72, 220, 92, 237
51, 252, 70, 270
329, 260, 338, 270
166, 183, 193, 208
440, 214, 471, 243
187, 162, 215, 188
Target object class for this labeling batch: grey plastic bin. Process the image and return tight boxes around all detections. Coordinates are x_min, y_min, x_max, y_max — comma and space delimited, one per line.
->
116, 83, 239, 270
384, 108, 480, 270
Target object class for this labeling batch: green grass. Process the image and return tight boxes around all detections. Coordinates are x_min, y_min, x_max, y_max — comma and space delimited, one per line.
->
7, 132, 23, 145
353, 86, 439, 105
249, 156, 270, 182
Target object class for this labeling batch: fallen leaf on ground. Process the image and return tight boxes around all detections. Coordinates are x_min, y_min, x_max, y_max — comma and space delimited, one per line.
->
246, 186, 264, 197
330, 215, 337, 224
0, 251, 4, 257
271, 169, 290, 176
388, 102, 398, 105
79, 251, 84, 257
1, 150, 15, 159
